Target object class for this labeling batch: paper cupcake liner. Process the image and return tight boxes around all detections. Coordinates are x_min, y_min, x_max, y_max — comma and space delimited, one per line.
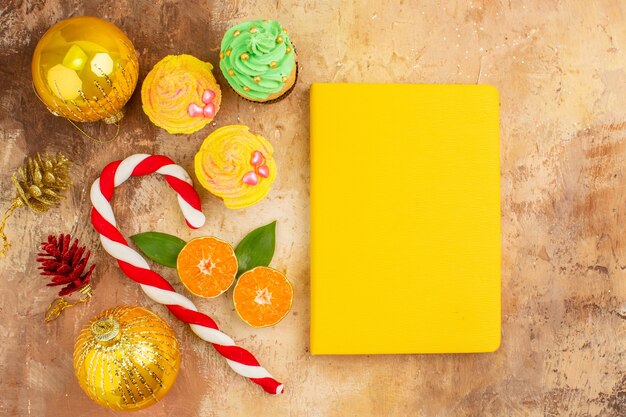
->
255, 62, 299, 104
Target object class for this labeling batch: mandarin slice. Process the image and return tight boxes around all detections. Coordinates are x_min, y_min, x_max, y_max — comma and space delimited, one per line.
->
176, 237, 237, 298
233, 266, 293, 327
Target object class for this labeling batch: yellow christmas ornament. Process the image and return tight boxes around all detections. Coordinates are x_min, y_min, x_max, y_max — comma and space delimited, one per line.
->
73, 306, 180, 411
32, 16, 139, 141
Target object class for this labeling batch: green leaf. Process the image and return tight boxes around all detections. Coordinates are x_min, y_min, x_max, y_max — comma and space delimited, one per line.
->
235, 221, 276, 277
130, 232, 186, 268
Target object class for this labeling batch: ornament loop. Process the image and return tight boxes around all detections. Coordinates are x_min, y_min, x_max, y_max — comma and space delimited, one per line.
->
66, 117, 121, 143
31, 83, 120, 144
45, 284, 92, 323
0, 199, 22, 257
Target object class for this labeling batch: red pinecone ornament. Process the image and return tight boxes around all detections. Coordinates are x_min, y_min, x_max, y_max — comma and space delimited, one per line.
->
37, 234, 95, 296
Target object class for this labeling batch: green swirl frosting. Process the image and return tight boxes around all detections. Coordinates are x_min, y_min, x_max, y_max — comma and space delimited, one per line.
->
220, 20, 296, 100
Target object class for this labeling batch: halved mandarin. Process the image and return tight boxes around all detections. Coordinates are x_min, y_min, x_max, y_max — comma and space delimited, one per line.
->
233, 266, 293, 327
176, 237, 238, 298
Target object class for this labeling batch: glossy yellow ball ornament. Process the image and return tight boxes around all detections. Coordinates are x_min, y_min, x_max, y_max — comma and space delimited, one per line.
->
32, 16, 139, 123
73, 306, 180, 411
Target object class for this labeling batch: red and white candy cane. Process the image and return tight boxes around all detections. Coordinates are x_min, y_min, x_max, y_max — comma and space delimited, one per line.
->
90, 154, 284, 395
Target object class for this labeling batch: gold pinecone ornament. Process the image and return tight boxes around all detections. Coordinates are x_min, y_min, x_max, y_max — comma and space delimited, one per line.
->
13, 152, 71, 212
1, 152, 72, 256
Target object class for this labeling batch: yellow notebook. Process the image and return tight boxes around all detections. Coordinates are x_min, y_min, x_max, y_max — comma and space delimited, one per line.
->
310, 83, 501, 354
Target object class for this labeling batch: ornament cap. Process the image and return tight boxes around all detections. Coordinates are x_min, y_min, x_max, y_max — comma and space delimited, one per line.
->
103, 109, 124, 125
91, 316, 121, 345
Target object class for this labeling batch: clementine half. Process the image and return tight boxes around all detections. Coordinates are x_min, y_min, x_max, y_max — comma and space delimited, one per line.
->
233, 266, 293, 327
176, 237, 238, 298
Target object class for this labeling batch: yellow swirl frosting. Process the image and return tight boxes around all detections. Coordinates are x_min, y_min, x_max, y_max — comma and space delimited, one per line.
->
194, 125, 277, 209
142, 54, 221, 134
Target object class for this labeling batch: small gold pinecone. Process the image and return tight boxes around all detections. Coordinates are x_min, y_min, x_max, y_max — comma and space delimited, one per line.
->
11, 153, 72, 213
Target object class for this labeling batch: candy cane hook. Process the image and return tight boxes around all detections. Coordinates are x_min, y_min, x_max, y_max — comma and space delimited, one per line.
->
90, 154, 284, 395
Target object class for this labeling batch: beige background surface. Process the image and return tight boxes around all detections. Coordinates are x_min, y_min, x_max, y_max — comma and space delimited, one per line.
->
0, 0, 624, 416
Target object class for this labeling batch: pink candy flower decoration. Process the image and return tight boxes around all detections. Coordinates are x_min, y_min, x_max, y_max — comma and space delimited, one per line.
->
188, 89, 216, 118
243, 150, 270, 186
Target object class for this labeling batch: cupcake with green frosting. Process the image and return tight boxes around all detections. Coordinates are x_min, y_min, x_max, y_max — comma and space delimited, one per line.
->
219, 19, 297, 103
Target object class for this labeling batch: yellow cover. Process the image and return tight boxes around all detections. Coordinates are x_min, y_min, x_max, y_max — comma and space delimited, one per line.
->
310, 83, 501, 354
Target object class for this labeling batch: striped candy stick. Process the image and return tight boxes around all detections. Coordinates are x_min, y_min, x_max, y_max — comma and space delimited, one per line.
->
89, 154, 284, 395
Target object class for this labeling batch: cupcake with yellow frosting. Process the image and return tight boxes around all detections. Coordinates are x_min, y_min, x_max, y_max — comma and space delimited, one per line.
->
142, 54, 221, 134
194, 125, 277, 209
219, 19, 297, 103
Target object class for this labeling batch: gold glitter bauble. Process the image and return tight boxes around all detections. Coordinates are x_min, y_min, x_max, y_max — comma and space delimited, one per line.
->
73, 306, 180, 411
32, 16, 139, 124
